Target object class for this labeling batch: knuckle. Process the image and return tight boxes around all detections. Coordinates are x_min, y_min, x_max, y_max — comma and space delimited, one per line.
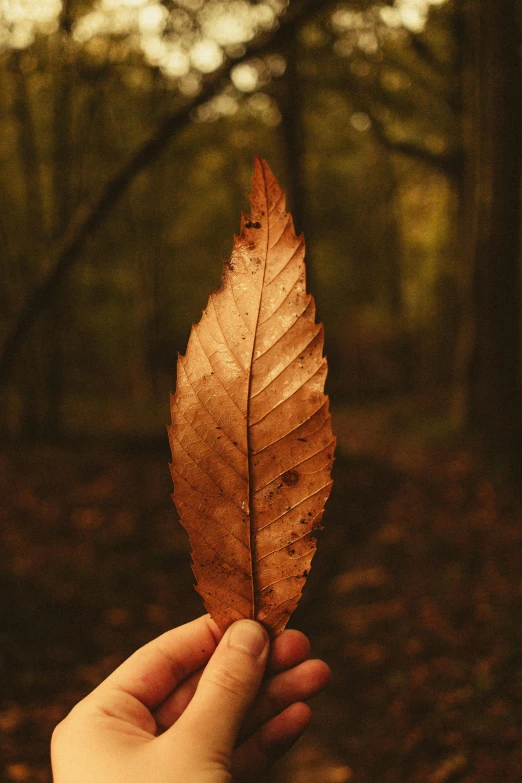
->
50, 720, 64, 746
207, 665, 250, 698
50, 716, 70, 749
51, 702, 86, 747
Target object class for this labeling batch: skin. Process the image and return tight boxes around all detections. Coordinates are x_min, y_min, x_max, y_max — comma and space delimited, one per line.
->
51, 615, 331, 783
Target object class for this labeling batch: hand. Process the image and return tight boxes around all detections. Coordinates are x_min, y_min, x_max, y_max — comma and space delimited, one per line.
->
51, 615, 330, 783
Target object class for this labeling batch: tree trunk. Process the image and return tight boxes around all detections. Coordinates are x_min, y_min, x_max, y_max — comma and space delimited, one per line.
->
278, 25, 323, 299
0, 0, 330, 390
47, 1, 75, 437
11, 51, 49, 435
463, 0, 522, 473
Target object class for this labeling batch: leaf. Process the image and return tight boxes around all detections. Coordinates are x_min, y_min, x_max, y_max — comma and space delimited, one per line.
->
168, 157, 335, 636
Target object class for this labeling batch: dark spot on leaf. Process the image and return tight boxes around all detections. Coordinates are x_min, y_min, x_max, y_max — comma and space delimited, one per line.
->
299, 518, 306, 524
282, 469, 299, 486
245, 221, 261, 229
297, 437, 307, 442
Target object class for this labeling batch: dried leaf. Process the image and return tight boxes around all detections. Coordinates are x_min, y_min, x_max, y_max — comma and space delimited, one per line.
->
169, 157, 335, 636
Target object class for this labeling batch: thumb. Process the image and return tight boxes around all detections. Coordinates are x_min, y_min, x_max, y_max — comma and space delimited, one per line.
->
175, 620, 269, 759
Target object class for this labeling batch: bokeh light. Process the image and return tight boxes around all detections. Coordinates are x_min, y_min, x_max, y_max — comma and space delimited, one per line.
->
190, 38, 223, 73
0, 0, 61, 50
231, 61, 259, 92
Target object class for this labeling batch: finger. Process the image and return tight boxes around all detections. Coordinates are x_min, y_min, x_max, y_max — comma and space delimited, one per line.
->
91, 614, 222, 710
155, 668, 204, 732
154, 627, 311, 732
232, 702, 312, 781
174, 620, 269, 757
268, 629, 311, 673
239, 658, 331, 741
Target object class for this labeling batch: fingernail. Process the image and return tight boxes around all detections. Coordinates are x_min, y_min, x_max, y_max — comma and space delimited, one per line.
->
228, 620, 268, 658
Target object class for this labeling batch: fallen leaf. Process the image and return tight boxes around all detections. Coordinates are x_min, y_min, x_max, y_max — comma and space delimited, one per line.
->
169, 157, 335, 636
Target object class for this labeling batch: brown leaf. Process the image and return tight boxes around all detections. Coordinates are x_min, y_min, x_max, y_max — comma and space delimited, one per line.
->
168, 157, 335, 636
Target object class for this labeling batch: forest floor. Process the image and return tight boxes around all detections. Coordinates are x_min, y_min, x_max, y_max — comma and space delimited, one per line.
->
1, 412, 522, 783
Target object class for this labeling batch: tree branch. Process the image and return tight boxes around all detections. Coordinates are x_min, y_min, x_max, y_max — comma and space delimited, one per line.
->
377, 135, 463, 175
341, 66, 462, 177
0, 0, 329, 384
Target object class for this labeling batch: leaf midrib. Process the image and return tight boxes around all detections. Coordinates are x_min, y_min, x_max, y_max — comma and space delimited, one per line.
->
245, 161, 271, 620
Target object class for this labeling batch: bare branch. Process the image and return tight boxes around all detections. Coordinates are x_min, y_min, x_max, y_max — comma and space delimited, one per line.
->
374, 132, 463, 176
0, 0, 330, 383
340, 65, 461, 177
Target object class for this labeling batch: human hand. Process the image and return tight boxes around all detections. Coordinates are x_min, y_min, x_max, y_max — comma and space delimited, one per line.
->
51, 615, 330, 783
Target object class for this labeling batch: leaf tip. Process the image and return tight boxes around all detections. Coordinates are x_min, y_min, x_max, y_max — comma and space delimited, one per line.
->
253, 153, 267, 171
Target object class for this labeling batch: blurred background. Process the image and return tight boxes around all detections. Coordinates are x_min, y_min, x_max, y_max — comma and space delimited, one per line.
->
1, 0, 522, 780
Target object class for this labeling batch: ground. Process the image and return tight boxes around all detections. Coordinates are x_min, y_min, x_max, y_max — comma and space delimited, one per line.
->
1, 421, 521, 782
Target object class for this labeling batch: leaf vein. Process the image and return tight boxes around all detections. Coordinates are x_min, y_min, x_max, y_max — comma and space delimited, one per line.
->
210, 297, 249, 375
229, 281, 255, 337
255, 533, 313, 563
252, 439, 336, 494
250, 361, 326, 427
250, 328, 322, 400
249, 399, 329, 456
252, 294, 311, 360
178, 360, 230, 435
260, 594, 302, 623
198, 588, 251, 614
179, 501, 248, 550
192, 327, 246, 417
190, 525, 250, 568
258, 266, 305, 326
257, 482, 333, 532
268, 214, 291, 250
175, 402, 248, 483
266, 241, 302, 288
171, 429, 246, 513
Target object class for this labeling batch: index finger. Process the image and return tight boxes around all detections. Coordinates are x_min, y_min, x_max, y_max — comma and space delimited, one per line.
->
93, 614, 222, 710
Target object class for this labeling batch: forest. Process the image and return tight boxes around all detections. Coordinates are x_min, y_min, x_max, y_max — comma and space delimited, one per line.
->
1, 0, 522, 781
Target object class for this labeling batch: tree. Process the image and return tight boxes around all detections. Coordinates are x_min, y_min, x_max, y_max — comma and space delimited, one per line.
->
459, 0, 522, 474
0, 0, 464, 436
0, 0, 332, 395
